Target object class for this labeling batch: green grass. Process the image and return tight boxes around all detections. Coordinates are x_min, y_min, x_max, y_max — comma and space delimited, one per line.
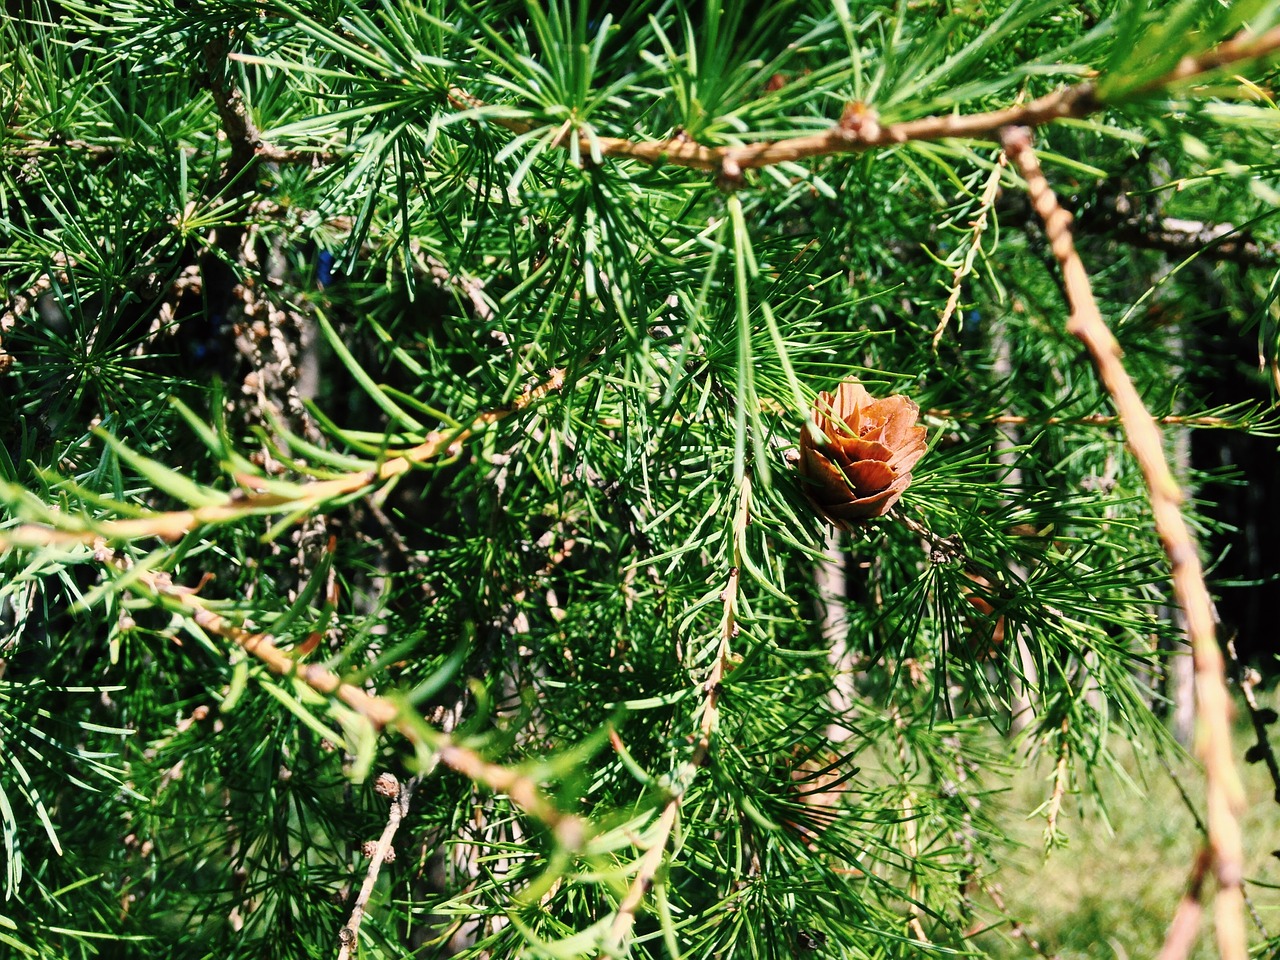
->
977, 700, 1280, 959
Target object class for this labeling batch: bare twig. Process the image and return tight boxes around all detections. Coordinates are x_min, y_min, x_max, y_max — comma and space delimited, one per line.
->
338, 774, 420, 960
1002, 125, 1246, 960
448, 23, 1280, 179
1227, 637, 1280, 805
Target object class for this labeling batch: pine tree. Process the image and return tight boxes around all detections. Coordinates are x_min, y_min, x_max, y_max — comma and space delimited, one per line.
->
2, 1, 1280, 958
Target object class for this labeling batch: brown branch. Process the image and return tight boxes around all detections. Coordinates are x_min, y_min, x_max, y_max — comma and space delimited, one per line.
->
1135, 23, 1280, 93
894, 717, 929, 944
203, 38, 263, 180
929, 410, 1250, 429
2, 252, 70, 332
0, 252, 73, 376
447, 22, 1280, 179
1161, 749, 1273, 940
8, 134, 114, 157
255, 144, 342, 164
601, 475, 750, 957
114, 557, 584, 844
338, 774, 420, 960
0, 369, 565, 550
1002, 125, 1247, 960
1095, 214, 1280, 267
448, 82, 1099, 175
1157, 848, 1213, 960
979, 880, 1062, 960
1043, 717, 1072, 845
5, 134, 338, 165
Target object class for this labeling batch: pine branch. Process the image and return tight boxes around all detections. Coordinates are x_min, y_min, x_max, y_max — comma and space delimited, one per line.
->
1002, 124, 1247, 960
932, 151, 1008, 350
929, 410, 1271, 430
1084, 211, 1280, 268
602, 473, 751, 956
0, 369, 565, 549
1228, 637, 1280, 806
109, 552, 586, 843
446, 22, 1280, 180
1157, 848, 1213, 960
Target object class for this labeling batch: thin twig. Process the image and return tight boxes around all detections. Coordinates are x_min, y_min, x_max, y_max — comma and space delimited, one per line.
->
1002, 125, 1246, 960
932, 151, 1009, 350
6, 134, 339, 165
893, 715, 930, 944
929, 410, 1251, 429
338, 774, 420, 960
8, 134, 114, 156
1134, 24, 1280, 92
1226, 637, 1280, 806
1043, 717, 1071, 845
1157, 848, 1213, 960
816, 529, 854, 741
1089, 212, 1280, 267
981, 878, 1062, 960
447, 23, 1280, 179
108, 557, 585, 846
0, 370, 565, 549
447, 83, 1097, 175
1160, 749, 1273, 940
1, 252, 70, 334
601, 475, 750, 957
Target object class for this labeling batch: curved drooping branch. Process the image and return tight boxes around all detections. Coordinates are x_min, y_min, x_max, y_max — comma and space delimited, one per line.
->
1001, 124, 1246, 960
0, 369, 565, 550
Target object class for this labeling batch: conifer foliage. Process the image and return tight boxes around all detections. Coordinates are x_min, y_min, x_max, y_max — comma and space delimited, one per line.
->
2, 1, 1280, 957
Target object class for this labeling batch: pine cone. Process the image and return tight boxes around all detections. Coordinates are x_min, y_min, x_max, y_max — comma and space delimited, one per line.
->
798, 380, 927, 524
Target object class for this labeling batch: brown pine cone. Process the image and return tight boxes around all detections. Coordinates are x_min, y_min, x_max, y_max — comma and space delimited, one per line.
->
798, 380, 927, 524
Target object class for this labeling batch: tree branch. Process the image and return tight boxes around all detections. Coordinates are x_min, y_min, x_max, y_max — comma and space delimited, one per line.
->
1228, 637, 1280, 806
338, 774, 419, 960
932, 151, 1008, 350
447, 82, 1099, 175
109, 556, 586, 846
448, 22, 1280, 179
0, 369, 565, 549
1087, 212, 1280, 267
1001, 125, 1247, 960
929, 409, 1273, 431
602, 474, 751, 956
